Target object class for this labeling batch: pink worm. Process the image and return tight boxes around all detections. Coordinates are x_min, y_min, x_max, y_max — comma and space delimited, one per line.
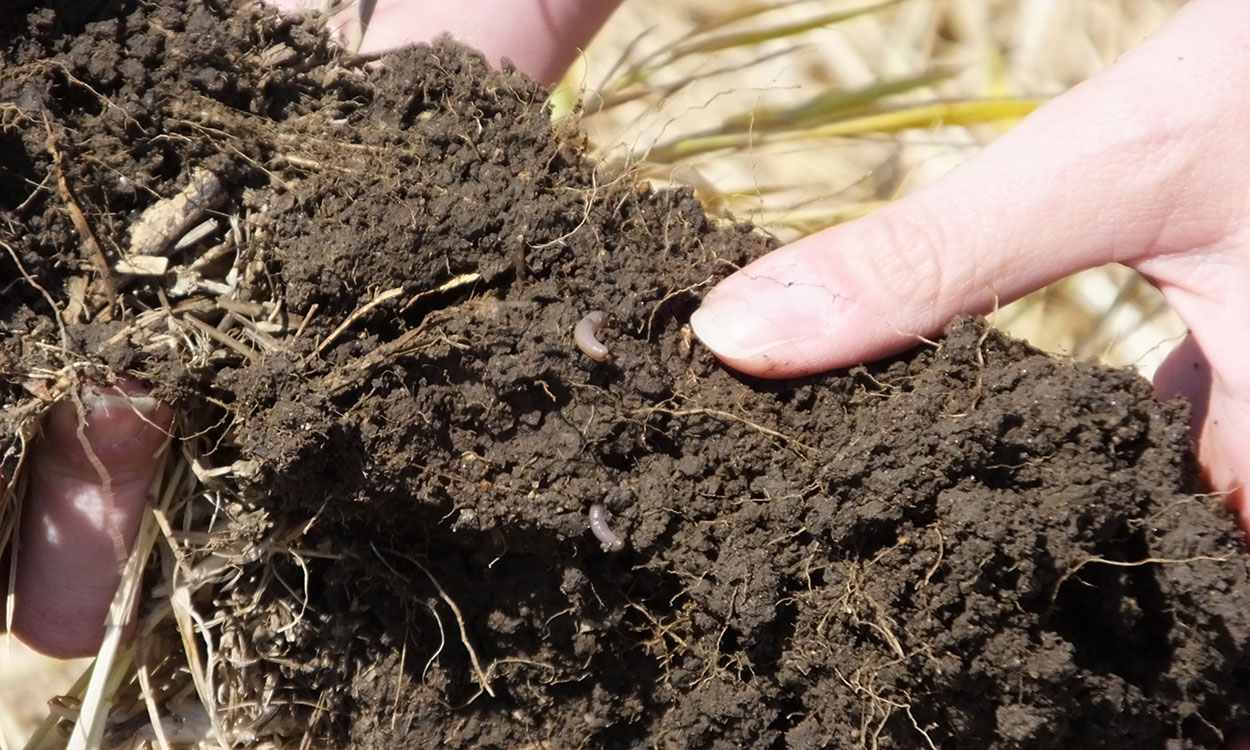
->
588, 503, 625, 552
574, 310, 610, 361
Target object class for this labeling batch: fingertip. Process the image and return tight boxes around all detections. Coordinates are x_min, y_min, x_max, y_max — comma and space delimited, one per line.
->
11, 380, 172, 658
11, 608, 125, 660
1153, 335, 1250, 535
40, 382, 173, 475
688, 271, 840, 378
689, 231, 940, 377
310, 0, 624, 86
1153, 334, 1210, 422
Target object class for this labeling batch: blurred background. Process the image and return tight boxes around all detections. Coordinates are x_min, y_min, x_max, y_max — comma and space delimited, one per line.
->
0, 0, 1188, 745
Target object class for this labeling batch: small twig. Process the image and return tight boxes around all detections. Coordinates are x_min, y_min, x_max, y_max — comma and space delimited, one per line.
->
920, 526, 944, 587
2, 443, 30, 638
316, 323, 433, 396
644, 277, 715, 339
183, 314, 259, 362
640, 404, 815, 455
43, 117, 118, 299
306, 287, 402, 362
400, 554, 494, 698
400, 272, 481, 314
64, 384, 128, 566
1057, 553, 1228, 590
135, 655, 175, 750
1046, 552, 1230, 615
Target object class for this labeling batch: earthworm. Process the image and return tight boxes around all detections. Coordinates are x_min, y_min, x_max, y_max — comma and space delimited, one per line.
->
575, 310, 610, 361
588, 503, 626, 552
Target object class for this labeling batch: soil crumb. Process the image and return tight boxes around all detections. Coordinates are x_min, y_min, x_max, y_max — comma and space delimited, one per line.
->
3, 1, 1250, 748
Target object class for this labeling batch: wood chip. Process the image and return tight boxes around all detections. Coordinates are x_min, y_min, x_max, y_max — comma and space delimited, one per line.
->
115, 255, 170, 276
128, 167, 227, 257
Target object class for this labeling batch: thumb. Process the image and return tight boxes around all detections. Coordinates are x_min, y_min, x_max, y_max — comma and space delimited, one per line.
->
11, 380, 173, 658
347, 0, 622, 86
691, 0, 1246, 378
1154, 335, 1250, 524
270, 0, 624, 86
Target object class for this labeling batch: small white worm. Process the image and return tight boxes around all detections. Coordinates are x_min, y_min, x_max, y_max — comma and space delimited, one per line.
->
588, 503, 625, 552
574, 310, 610, 361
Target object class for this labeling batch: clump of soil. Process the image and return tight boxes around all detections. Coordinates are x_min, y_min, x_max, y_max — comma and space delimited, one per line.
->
4, 1, 1250, 748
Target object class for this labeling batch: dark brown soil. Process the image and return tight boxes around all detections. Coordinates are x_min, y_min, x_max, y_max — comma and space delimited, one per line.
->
4, 2, 1250, 748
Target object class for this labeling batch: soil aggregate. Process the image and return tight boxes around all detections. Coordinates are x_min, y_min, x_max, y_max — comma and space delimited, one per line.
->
3, 1, 1250, 748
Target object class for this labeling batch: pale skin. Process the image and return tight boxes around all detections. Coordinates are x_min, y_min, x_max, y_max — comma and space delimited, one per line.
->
686, 0, 1250, 526
6, 0, 1247, 674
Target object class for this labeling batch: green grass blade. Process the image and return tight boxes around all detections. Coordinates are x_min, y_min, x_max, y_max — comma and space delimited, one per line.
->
801, 98, 1040, 136
643, 97, 1043, 163
672, 1, 901, 57
721, 69, 957, 131
605, 1, 898, 97
599, 44, 803, 111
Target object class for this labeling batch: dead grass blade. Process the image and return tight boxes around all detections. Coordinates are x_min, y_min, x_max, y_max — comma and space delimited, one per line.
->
670, 1, 899, 58
613, 1, 898, 91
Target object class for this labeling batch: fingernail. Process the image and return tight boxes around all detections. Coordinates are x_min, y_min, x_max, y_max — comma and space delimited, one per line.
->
690, 273, 844, 363
42, 382, 173, 471
690, 295, 803, 361
82, 387, 160, 419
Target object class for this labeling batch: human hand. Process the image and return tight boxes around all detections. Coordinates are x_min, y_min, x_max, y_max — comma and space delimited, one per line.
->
688, 0, 1250, 527
6, 381, 173, 658
269, 0, 623, 86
